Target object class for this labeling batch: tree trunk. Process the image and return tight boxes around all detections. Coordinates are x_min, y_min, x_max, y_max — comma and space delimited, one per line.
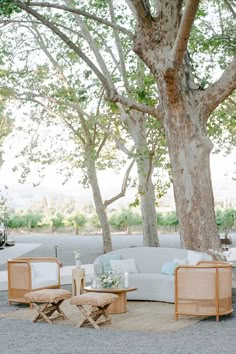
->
86, 151, 112, 253
132, 6, 221, 253
128, 111, 160, 247
127, 224, 131, 235
50, 222, 54, 234
75, 224, 79, 235
138, 171, 159, 247
165, 110, 221, 252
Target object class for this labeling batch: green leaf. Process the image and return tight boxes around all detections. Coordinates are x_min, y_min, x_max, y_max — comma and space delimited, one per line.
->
0, 0, 22, 16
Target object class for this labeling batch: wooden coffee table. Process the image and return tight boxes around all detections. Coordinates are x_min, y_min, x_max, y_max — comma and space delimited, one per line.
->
84, 286, 137, 314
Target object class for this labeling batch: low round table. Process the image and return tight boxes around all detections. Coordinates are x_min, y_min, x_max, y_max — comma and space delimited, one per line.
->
84, 286, 137, 314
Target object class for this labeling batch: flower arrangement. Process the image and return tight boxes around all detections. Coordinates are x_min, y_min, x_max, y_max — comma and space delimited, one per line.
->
74, 250, 81, 268
209, 248, 227, 261
74, 250, 80, 260
98, 271, 121, 288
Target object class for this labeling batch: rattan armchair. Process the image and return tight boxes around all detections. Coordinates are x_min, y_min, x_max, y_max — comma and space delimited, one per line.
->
8, 257, 60, 306
175, 261, 233, 322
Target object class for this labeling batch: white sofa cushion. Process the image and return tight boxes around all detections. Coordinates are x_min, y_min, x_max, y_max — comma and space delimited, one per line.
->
110, 258, 138, 274
30, 262, 59, 289
127, 273, 175, 302
187, 250, 205, 265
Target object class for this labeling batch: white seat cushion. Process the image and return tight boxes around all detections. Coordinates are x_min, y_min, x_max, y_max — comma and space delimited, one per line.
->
30, 262, 59, 289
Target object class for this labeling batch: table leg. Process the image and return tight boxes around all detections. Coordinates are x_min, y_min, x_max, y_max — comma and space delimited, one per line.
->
107, 292, 127, 314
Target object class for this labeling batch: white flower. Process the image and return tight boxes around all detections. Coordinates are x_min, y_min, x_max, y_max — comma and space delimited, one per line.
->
74, 250, 80, 260
209, 248, 226, 261
98, 271, 121, 288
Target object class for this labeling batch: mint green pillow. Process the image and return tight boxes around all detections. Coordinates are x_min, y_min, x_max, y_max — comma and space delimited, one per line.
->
161, 262, 178, 275
101, 254, 121, 272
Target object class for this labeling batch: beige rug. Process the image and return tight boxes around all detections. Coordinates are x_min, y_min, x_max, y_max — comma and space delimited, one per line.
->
0, 300, 204, 333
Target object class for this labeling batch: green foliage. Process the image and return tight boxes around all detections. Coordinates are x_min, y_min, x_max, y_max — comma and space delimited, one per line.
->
109, 208, 142, 231
0, 113, 12, 165
215, 208, 236, 231
7, 212, 42, 229
90, 214, 101, 231
0, 0, 21, 16
208, 93, 236, 154
23, 212, 43, 229
4, 207, 236, 233
67, 213, 87, 234
189, 0, 236, 87
51, 213, 64, 229
157, 211, 179, 227
156, 212, 164, 225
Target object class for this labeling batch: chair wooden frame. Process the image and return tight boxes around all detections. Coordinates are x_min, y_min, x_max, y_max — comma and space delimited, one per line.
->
76, 303, 112, 329
31, 299, 68, 324
8, 257, 60, 306
70, 293, 118, 329
175, 261, 233, 322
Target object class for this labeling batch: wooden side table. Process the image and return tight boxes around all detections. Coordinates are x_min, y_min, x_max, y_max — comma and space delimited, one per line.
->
84, 286, 137, 314
72, 268, 85, 296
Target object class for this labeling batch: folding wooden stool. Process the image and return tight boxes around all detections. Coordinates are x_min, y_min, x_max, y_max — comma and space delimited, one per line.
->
70, 292, 118, 329
24, 288, 72, 324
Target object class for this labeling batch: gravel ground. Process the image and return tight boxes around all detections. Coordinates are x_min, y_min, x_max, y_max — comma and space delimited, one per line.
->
0, 287, 236, 354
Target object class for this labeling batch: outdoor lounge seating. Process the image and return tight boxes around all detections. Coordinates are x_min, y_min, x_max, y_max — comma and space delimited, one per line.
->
24, 288, 72, 324
70, 292, 118, 329
93, 247, 212, 303
175, 261, 233, 322
8, 257, 61, 305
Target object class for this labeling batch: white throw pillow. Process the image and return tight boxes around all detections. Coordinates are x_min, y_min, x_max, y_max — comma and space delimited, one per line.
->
110, 258, 138, 274
187, 251, 204, 265
172, 258, 188, 266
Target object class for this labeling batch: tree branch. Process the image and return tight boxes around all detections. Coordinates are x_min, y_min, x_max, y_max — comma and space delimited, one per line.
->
103, 159, 135, 208
14, 1, 112, 94
66, 4, 115, 90
96, 134, 108, 159
223, 0, 236, 18
127, 0, 153, 24
108, 0, 130, 93
228, 96, 236, 106
20, 1, 134, 39
29, 97, 86, 144
200, 57, 236, 120
12, 1, 163, 121
171, 0, 200, 69
31, 24, 69, 87
101, 124, 131, 155
110, 92, 163, 121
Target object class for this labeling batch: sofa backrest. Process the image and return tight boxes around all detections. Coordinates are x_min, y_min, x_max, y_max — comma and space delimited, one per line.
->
93, 247, 212, 274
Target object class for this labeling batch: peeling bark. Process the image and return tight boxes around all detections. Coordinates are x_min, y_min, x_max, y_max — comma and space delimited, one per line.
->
165, 109, 221, 252
85, 148, 112, 253
130, 1, 228, 253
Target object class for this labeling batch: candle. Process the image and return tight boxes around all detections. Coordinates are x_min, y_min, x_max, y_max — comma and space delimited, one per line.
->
92, 276, 97, 288
124, 272, 129, 288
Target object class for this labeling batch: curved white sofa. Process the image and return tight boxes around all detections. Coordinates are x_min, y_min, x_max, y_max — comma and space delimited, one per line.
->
93, 247, 212, 303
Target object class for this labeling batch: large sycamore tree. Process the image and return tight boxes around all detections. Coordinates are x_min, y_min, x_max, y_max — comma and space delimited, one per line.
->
2, 0, 236, 253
